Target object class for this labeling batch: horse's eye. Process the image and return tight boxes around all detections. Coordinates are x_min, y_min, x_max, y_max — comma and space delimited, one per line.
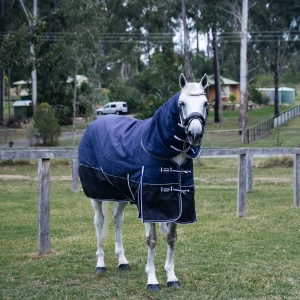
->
179, 101, 184, 107
204, 101, 208, 107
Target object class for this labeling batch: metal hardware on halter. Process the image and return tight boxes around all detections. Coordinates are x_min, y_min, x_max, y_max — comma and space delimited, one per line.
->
160, 186, 190, 194
178, 107, 208, 135
160, 167, 191, 174
182, 112, 207, 128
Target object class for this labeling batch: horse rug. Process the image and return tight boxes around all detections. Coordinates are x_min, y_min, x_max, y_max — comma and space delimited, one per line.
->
78, 92, 201, 224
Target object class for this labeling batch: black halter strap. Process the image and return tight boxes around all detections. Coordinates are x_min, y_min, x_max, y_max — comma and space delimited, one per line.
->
182, 112, 207, 128
178, 92, 208, 132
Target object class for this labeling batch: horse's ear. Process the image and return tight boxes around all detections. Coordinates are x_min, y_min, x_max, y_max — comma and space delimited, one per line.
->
200, 74, 208, 90
179, 73, 187, 89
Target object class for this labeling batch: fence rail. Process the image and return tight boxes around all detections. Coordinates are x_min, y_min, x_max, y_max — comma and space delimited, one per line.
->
245, 104, 300, 144
0, 148, 299, 255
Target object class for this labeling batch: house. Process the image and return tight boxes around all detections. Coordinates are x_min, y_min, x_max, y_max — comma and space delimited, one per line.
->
13, 100, 32, 119
207, 75, 240, 102
12, 80, 30, 97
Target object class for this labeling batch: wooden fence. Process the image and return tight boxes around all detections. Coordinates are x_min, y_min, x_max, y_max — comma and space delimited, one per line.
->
0, 148, 299, 255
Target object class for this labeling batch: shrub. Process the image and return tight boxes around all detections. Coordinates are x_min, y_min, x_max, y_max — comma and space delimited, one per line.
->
248, 86, 263, 104
33, 102, 61, 145
229, 93, 236, 102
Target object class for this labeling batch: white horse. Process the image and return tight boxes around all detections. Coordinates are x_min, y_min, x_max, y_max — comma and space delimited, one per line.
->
78, 73, 208, 291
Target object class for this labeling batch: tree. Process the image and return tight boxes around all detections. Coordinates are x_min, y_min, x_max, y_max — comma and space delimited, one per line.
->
55, 0, 105, 145
225, 0, 250, 134
195, 0, 230, 125
33, 102, 61, 145
250, 0, 300, 117
181, 0, 192, 81
18, 0, 38, 111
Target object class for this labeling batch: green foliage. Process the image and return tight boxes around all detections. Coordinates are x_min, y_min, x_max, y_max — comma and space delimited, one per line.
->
108, 79, 142, 112
134, 50, 183, 97
33, 102, 61, 145
248, 85, 269, 105
229, 92, 236, 102
135, 90, 165, 119
253, 75, 274, 88
190, 51, 214, 79
77, 81, 93, 119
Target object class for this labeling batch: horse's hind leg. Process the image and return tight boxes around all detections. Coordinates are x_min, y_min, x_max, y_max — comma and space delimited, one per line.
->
90, 199, 106, 275
165, 222, 180, 288
113, 202, 130, 270
145, 222, 160, 291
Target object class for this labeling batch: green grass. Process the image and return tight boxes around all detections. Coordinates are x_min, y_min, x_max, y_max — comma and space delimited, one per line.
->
1, 159, 300, 299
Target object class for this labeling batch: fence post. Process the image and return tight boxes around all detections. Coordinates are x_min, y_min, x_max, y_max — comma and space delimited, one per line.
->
294, 152, 300, 207
38, 158, 51, 255
246, 151, 253, 192
237, 149, 247, 218
72, 158, 79, 192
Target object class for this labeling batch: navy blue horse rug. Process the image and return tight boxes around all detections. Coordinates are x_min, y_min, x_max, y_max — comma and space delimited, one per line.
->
78, 92, 202, 224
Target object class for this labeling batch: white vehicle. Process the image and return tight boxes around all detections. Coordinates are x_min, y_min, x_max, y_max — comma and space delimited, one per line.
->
97, 102, 128, 115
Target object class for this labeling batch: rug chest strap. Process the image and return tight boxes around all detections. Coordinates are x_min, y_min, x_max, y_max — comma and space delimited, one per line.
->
160, 186, 190, 194
160, 167, 191, 174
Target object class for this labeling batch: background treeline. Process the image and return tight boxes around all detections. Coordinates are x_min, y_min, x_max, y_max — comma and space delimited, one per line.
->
0, 0, 299, 121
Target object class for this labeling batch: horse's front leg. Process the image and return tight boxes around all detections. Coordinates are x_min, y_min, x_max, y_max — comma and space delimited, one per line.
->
165, 222, 180, 288
113, 202, 130, 270
145, 222, 160, 291
90, 199, 106, 275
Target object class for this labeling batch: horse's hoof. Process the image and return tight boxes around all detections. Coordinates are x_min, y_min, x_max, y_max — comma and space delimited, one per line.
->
119, 264, 131, 271
167, 281, 180, 288
95, 267, 106, 275
147, 284, 161, 292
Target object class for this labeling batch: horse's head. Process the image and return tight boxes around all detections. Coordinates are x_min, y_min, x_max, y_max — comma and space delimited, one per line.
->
178, 73, 209, 146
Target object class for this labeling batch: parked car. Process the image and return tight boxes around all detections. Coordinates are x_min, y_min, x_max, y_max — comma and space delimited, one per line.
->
97, 102, 128, 115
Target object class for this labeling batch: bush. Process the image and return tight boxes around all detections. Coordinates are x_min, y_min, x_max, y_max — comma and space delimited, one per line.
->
33, 102, 61, 145
229, 93, 236, 102
248, 86, 269, 104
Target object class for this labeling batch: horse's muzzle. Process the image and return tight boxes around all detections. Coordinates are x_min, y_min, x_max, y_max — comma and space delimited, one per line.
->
186, 118, 203, 146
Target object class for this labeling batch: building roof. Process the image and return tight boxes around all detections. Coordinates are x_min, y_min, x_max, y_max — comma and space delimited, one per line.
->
258, 87, 295, 91
12, 80, 31, 85
13, 100, 32, 107
208, 75, 239, 85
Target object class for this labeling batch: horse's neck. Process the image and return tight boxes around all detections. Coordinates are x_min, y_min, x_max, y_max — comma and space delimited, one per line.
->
172, 152, 187, 165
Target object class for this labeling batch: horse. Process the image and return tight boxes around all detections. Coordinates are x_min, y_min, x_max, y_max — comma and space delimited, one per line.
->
78, 73, 209, 291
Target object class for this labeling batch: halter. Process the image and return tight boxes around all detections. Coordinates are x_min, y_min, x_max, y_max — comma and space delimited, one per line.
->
178, 92, 208, 136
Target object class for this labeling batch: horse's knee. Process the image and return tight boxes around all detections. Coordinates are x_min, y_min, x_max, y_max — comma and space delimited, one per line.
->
146, 231, 157, 249
167, 224, 177, 249
166, 234, 177, 250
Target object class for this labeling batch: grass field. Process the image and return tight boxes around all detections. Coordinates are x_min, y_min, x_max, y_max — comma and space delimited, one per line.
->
1, 158, 300, 299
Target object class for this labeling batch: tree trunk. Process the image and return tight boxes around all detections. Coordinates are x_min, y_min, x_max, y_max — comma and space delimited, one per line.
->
0, 67, 4, 125
239, 0, 248, 135
181, 0, 191, 81
72, 64, 78, 146
274, 39, 280, 117
19, 0, 38, 111
212, 22, 222, 124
